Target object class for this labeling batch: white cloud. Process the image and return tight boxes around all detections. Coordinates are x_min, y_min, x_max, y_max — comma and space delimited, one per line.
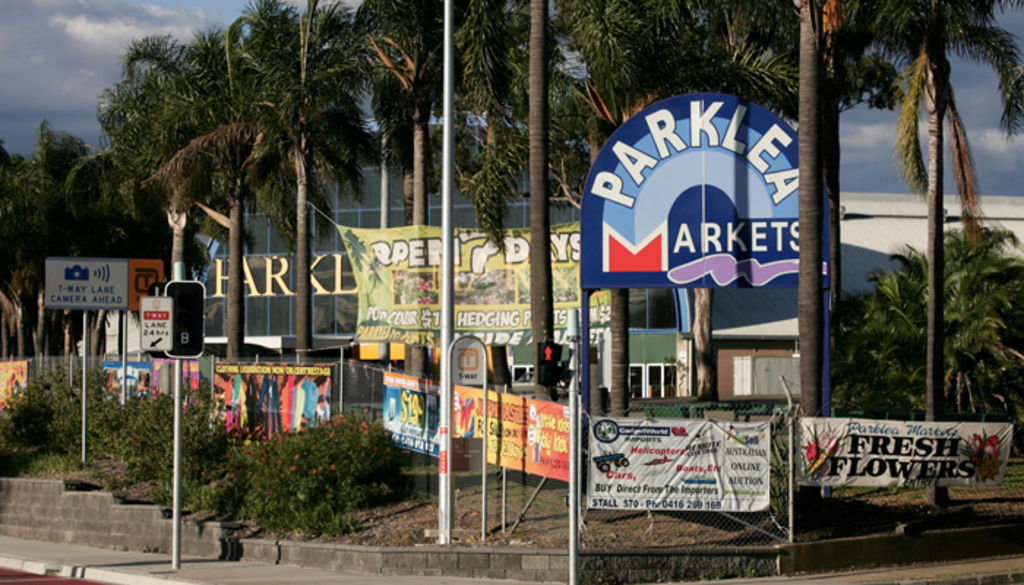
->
0, 0, 218, 154
841, 122, 895, 151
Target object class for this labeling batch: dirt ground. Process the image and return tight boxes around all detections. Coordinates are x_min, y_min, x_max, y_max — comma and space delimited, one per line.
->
49, 459, 1024, 550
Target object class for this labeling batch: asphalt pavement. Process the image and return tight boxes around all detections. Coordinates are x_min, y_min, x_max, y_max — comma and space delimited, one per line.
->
1, 533, 1023, 585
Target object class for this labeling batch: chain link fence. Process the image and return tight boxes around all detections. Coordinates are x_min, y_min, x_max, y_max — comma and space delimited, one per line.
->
6, 355, 1024, 550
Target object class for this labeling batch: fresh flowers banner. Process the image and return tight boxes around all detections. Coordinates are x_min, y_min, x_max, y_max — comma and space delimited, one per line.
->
213, 363, 333, 438
382, 372, 440, 456
337, 223, 610, 347
452, 385, 570, 482
799, 417, 1013, 487
587, 417, 771, 512
0, 360, 28, 411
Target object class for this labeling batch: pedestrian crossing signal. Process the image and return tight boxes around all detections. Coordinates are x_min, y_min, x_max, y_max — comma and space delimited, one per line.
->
165, 280, 205, 358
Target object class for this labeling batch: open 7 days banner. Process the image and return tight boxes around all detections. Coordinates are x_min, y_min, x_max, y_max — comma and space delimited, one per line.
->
588, 417, 771, 512
799, 417, 1014, 487
338, 223, 609, 347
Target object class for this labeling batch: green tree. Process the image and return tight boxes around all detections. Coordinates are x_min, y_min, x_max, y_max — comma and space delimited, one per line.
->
871, 0, 1024, 504
528, 0, 554, 399
358, 0, 445, 377
241, 0, 374, 360
835, 228, 1024, 418
456, 0, 528, 244
100, 35, 212, 273
144, 28, 265, 359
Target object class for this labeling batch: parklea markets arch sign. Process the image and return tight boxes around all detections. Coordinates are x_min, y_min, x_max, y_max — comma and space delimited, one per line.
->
581, 92, 824, 290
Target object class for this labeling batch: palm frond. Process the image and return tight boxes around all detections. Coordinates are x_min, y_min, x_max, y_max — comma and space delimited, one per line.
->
894, 50, 928, 195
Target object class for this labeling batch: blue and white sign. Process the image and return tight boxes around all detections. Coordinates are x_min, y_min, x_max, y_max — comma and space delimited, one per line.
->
45, 257, 129, 310
581, 93, 826, 289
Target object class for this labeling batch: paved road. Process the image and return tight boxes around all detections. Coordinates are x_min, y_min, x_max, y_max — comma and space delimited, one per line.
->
0, 567, 108, 584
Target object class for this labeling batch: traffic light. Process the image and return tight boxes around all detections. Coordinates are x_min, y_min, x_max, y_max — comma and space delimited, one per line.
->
537, 341, 563, 387
165, 280, 205, 358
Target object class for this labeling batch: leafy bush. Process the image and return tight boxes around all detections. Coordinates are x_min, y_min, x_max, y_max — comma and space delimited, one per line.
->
0, 381, 55, 450
1, 369, 409, 538
212, 415, 407, 536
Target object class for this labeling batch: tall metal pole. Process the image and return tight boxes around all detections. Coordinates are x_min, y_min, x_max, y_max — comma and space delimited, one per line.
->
172, 260, 185, 569
438, 0, 455, 546
81, 311, 88, 465
121, 311, 128, 404
172, 358, 183, 569
567, 308, 580, 585
380, 134, 391, 366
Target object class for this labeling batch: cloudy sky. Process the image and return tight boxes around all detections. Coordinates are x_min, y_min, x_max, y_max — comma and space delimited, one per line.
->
2, 0, 1023, 196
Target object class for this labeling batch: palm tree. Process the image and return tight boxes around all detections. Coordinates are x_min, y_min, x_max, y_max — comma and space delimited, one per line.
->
100, 35, 212, 272
871, 0, 1024, 505
146, 28, 265, 360
359, 0, 444, 378
241, 0, 374, 361
819, 0, 897, 311
797, 0, 824, 421
835, 228, 1024, 418
528, 0, 555, 399
456, 0, 528, 245
560, 0, 797, 409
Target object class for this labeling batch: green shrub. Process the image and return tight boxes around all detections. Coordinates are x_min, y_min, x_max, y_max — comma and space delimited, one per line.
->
220, 415, 407, 537
0, 382, 55, 450
113, 384, 233, 489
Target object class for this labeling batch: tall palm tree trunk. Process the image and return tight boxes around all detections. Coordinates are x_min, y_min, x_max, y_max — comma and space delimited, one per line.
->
529, 0, 553, 401
798, 0, 823, 417
406, 105, 430, 378
226, 185, 245, 360
797, 0, 824, 506
925, 62, 949, 507
609, 289, 629, 415
168, 205, 187, 267
295, 144, 312, 362
694, 288, 716, 400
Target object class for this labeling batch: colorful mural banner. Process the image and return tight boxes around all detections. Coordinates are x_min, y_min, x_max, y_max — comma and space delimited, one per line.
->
587, 417, 771, 512
103, 360, 200, 398
382, 372, 440, 456
213, 363, 333, 437
0, 360, 28, 411
452, 385, 570, 482
337, 223, 610, 346
798, 417, 1014, 487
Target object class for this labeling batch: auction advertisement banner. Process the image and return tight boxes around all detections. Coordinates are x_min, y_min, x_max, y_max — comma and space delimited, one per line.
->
382, 372, 440, 456
799, 417, 1014, 487
452, 385, 570, 482
337, 223, 610, 347
213, 363, 333, 438
588, 417, 771, 512
0, 360, 28, 411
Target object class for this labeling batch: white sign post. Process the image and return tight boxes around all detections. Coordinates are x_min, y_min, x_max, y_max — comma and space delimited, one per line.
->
139, 296, 174, 352
451, 335, 488, 541
45, 257, 130, 464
